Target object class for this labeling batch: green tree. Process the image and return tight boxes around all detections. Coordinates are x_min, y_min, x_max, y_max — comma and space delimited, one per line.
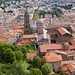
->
30, 68, 42, 75
39, 10, 46, 18
12, 63, 26, 75
41, 63, 52, 75
4, 48, 16, 63
0, 42, 13, 63
60, 71, 65, 75
41, 57, 47, 65
33, 55, 41, 68
15, 51, 23, 61
20, 45, 27, 60
12, 45, 20, 51
11, 61, 31, 75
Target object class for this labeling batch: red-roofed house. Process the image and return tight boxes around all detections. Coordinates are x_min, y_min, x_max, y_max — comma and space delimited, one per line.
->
22, 34, 36, 44
39, 44, 62, 57
44, 52, 62, 72
57, 27, 72, 43
61, 63, 75, 75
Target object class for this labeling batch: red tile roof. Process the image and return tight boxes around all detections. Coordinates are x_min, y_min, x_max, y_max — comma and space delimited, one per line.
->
64, 50, 75, 55
55, 38, 61, 44
23, 34, 36, 39
61, 63, 75, 74
40, 44, 62, 52
69, 45, 75, 50
47, 31, 58, 34
0, 38, 7, 42
53, 50, 67, 55
57, 27, 71, 35
70, 38, 75, 45
44, 52, 62, 62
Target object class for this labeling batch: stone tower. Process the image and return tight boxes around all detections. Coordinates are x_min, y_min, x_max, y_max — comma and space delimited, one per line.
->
24, 9, 31, 34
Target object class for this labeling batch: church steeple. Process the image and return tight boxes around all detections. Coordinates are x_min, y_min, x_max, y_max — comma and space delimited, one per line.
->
24, 8, 31, 34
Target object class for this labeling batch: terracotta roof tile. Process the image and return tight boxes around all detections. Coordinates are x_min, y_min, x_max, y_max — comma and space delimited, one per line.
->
55, 38, 61, 44
61, 65, 68, 71
23, 34, 35, 39
57, 27, 71, 35
40, 44, 62, 52
69, 45, 75, 50
53, 50, 67, 55
70, 38, 75, 45
67, 64, 75, 72
65, 70, 70, 74
44, 52, 62, 62
47, 31, 58, 34
61, 63, 75, 74
0, 38, 7, 42
64, 50, 75, 55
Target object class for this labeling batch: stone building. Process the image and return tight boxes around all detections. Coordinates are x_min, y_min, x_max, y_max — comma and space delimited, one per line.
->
24, 9, 32, 34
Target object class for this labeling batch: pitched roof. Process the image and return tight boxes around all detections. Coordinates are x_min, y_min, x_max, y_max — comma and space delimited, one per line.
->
23, 34, 35, 39
64, 50, 75, 55
44, 52, 62, 62
57, 27, 71, 35
0, 38, 7, 42
53, 50, 67, 55
69, 45, 75, 50
70, 38, 75, 45
40, 44, 62, 52
47, 31, 58, 34
61, 64, 75, 74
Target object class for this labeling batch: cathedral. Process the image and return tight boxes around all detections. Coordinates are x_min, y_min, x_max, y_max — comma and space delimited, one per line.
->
24, 9, 32, 34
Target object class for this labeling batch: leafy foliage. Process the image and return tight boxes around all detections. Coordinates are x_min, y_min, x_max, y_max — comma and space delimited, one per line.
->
0, 42, 35, 63
4, 48, 16, 63
0, 42, 54, 75
59, 71, 66, 75
41, 63, 52, 75
15, 50, 23, 61
33, 8, 63, 19
33, 55, 41, 68
30, 68, 42, 75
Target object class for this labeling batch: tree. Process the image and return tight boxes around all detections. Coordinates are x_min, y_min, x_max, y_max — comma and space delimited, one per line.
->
60, 71, 65, 75
4, 48, 16, 63
11, 61, 31, 75
12, 63, 26, 75
39, 10, 46, 18
41, 63, 52, 75
12, 45, 20, 51
15, 51, 23, 61
30, 68, 42, 75
0, 42, 13, 63
20, 45, 27, 60
41, 57, 47, 65
33, 55, 41, 68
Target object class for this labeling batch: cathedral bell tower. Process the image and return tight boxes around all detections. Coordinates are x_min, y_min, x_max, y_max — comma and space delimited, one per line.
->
24, 8, 31, 34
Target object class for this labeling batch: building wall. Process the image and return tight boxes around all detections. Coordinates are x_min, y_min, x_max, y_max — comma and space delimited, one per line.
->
8, 36, 17, 44
71, 71, 75, 75
50, 61, 61, 72
57, 53, 67, 60
57, 33, 71, 43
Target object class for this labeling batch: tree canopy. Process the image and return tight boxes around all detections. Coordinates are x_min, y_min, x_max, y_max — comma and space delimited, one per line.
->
41, 63, 52, 75
4, 48, 16, 63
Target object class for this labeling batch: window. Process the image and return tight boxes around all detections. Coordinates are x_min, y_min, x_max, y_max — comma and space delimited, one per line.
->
26, 25, 28, 28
